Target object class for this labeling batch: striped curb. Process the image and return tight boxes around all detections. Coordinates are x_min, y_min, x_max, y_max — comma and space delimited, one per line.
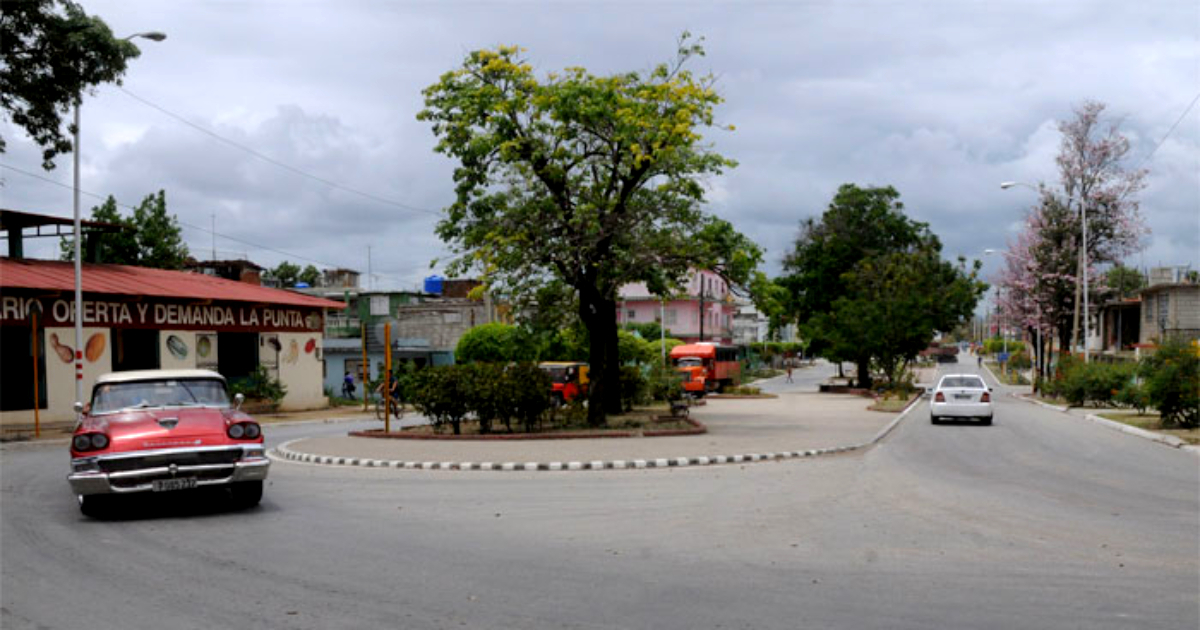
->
268, 395, 924, 473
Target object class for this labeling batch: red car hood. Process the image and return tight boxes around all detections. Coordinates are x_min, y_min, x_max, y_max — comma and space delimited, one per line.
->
79, 407, 252, 454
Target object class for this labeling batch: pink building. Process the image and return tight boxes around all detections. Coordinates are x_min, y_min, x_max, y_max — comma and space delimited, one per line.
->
617, 270, 736, 345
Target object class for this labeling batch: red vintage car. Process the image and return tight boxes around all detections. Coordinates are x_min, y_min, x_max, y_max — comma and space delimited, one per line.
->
67, 369, 270, 516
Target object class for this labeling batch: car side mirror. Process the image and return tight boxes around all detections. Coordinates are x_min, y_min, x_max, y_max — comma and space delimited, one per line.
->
234, 393, 245, 411
74, 401, 86, 415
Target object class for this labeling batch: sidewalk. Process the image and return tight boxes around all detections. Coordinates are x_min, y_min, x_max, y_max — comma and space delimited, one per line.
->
273, 388, 910, 471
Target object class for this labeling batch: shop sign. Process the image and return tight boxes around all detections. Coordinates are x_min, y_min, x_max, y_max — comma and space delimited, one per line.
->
0, 295, 324, 333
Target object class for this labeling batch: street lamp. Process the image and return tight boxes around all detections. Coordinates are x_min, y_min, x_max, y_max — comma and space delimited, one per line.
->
73, 31, 166, 418
1000, 181, 1089, 362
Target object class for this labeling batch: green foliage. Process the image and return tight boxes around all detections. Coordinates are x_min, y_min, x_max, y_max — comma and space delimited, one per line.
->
618, 329, 652, 365
622, 321, 665, 341
643, 337, 685, 365
1007, 350, 1032, 370
981, 339, 1026, 355
419, 36, 762, 426
618, 365, 648, 411
299, 264, 321, 286
456, 322, 535, 363
59, 191, 189, 269
266, 261, 302, 288
1104, 264, 1145, 299
779, 184, 986, 387
228, 366, 287, 405
646, 363, 685, 402
1, 0, 142, 169
1044, 357, 1136, 407
504, 362, 553, 432
409, 365, 472, 435
1114, 380, 1150, 415
1139, 339, 1199, 428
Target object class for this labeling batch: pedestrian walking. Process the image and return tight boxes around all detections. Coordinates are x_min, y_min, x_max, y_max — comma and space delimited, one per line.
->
786, 361, 794, 383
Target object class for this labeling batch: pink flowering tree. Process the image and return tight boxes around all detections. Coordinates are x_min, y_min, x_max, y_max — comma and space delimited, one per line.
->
996, 101, 1148, 373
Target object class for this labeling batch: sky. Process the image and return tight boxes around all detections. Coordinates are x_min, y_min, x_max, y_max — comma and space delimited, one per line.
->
2, 0, 1197, 295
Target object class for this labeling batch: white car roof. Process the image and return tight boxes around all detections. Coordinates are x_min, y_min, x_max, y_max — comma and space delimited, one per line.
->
936, 374, 987, 385
95, 369, 227, 385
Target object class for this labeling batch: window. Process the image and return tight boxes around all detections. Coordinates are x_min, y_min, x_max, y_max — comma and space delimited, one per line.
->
627, 309, 636, 320
664, 309, 677, 325
1145, 297, 1153, 322
1158, 294, 1169, 330
370, 295, 389, 316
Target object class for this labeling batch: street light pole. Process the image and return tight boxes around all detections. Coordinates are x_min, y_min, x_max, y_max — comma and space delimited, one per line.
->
72, 31, 166, 419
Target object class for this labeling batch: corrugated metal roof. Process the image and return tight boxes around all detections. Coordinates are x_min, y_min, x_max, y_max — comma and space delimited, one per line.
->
0, 258, 345, 309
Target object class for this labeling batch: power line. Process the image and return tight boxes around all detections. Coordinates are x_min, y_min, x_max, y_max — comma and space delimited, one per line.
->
116, 86, 444, 219
0, 162, 431, 284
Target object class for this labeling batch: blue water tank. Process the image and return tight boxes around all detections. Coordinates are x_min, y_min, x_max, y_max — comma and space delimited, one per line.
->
424, 275, 444, 295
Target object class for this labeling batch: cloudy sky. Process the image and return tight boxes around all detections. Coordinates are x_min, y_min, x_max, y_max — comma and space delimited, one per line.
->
2, 0, 1197, 294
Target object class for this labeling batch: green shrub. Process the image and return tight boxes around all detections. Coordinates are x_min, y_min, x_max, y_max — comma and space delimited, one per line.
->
1007, 350, 1032, 371
228, 366, 287, 404
982, 339, 1025, 356
618, 365, 647, 411
1114, 381, 1150, 414
409, 365, 471, 435
1140, 339, 1199, 428
646, 363, 684, 402
503, 362, 552, 433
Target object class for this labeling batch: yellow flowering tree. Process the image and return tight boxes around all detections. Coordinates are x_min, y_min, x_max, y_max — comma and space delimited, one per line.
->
419, 35, 760, 426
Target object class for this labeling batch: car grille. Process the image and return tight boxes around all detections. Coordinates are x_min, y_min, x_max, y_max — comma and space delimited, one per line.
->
98, 448, 243, 473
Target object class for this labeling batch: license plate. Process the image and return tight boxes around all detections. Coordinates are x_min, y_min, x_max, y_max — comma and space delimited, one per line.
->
152, 477, 197, 492
954, 394, 972, 400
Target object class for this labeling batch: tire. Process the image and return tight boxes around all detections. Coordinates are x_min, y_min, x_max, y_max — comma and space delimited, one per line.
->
374, 399, 385, 421
79, 494, 111, 518
980, 416, 993, 426
230, 480, 263, 509
930, 415, 940, 425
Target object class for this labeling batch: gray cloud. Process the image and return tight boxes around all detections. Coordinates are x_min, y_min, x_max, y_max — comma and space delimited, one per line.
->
2, 0, 1195, 291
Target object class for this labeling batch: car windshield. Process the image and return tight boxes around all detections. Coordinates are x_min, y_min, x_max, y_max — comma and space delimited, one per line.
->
90, 379, 231, 414
676, 357, 703, 368
940, 376, 985, 389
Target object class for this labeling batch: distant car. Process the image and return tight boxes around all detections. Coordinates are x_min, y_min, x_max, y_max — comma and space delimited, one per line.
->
67, 369, 270, 516
930, 374, 993, 425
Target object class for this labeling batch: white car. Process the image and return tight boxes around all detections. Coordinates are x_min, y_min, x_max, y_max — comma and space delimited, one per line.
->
930, 374, 993, 425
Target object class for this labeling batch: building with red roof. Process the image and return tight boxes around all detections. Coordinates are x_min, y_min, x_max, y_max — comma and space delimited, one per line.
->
1, 256, 345, 427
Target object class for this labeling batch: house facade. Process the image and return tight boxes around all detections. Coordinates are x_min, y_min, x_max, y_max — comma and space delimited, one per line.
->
618, 270, 737, 345
0, 257, 344, 428
1139, 267, 1200, 346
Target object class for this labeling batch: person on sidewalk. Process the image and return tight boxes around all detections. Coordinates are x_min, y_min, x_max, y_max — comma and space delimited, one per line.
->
786, 361, 794, 383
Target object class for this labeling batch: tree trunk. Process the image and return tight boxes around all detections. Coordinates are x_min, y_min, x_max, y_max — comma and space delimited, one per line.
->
855, 359, 872, 389
602, 302, 622, 416
578, 284, 609, 428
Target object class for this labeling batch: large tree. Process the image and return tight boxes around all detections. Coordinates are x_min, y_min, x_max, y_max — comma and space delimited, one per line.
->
994, 101, 1147, 367
419, 36, 761, 426
1, 0, 142, 169
59, 190, 189, 269
1052, 100, 1147, 351
781, 184, 985, 387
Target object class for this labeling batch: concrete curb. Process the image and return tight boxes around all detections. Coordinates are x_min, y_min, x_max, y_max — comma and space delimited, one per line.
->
268, 395, 925, 473
1011, 394, 1198, 457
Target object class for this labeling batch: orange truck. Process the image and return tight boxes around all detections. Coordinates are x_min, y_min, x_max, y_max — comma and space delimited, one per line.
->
669, 343, 740, 395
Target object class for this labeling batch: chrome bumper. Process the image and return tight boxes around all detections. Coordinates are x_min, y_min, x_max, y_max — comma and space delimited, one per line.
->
68, 445, 270, 496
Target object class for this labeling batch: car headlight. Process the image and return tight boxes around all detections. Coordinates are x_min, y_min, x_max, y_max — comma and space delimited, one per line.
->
90, 434, 109, 450
73, 435, 92, 451
228, 423, 245, 439
244, 423, 261, 439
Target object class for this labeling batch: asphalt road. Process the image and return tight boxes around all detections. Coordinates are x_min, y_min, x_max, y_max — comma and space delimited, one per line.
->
2, 359, 1196, 630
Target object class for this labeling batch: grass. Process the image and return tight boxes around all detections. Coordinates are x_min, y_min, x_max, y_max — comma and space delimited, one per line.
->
1096, 411, 1200, 445
984, 361, 1030, 385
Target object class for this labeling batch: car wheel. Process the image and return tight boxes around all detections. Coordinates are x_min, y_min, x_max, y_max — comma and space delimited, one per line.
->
230, 480, 263, 509
930, 415, 940, 425
79, 494, 110, 518
980, 416, 993, 426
